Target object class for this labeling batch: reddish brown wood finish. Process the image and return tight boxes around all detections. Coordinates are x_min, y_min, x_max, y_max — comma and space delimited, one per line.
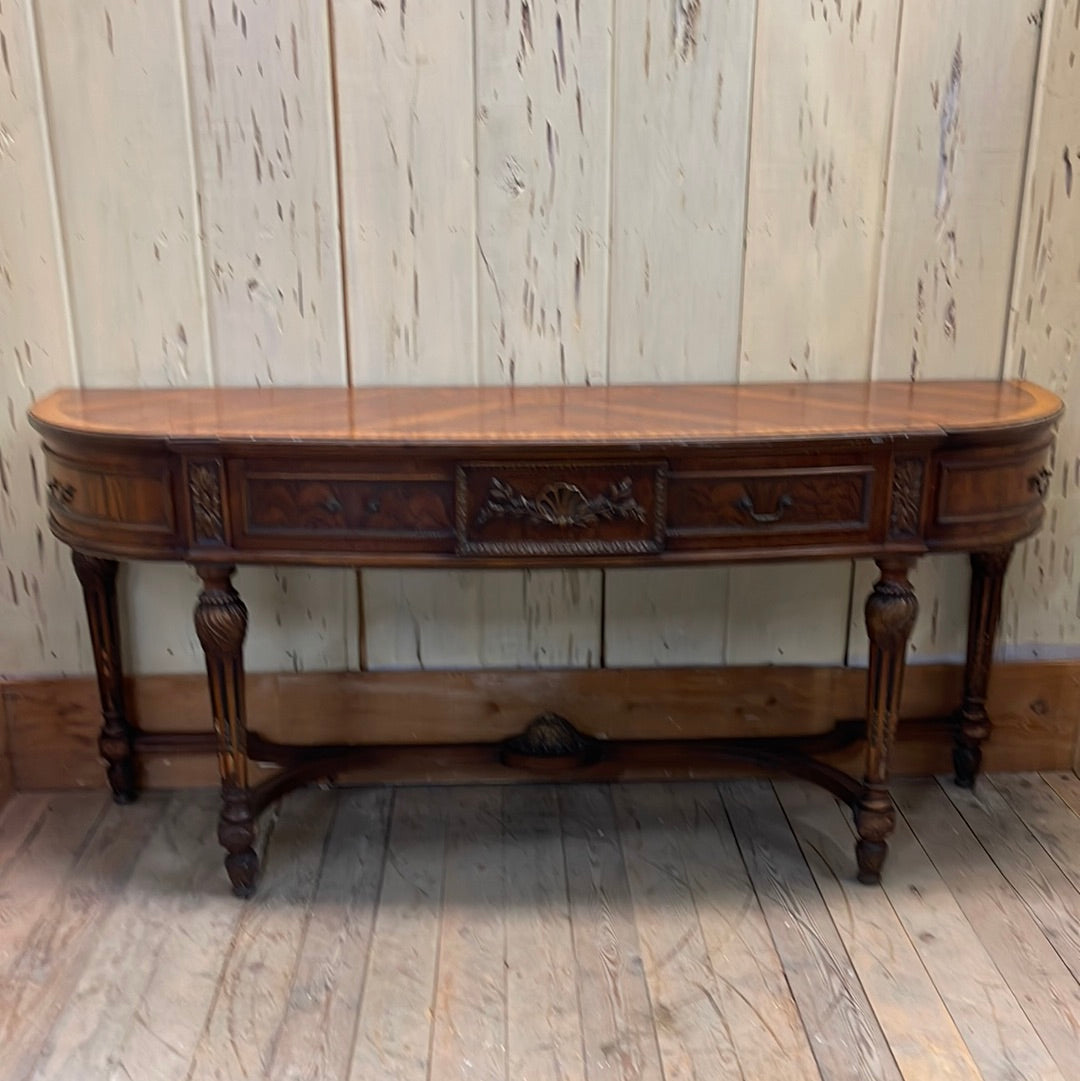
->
27, 381, 1063, 894
28, 380, 1063, 445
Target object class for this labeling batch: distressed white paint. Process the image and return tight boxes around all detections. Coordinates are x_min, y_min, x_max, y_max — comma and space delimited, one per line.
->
333, 0, 482, 671
1001, 0, 1080, 657
179, 0, 352, 672
2, 3, 1078, 684
850, 0, 1043, 666
362, 569, 600, 670
608, 0, 755, 383
34, 0, 211, 387
341, 0, 604, 670
183, 0, 346, 387
873, 1, 1041, 385
333, 0, 476, 386
726, 563, 856, 666
30, 0, 214, 677
730, 0, 903, 667
123, 564, 350, 676
740, 0, 902, 381
0, 0, 87, 677
475, 0, 611, 385
469, 0, 608, 669
602, 0, 756, 667
604, 568, 729, 668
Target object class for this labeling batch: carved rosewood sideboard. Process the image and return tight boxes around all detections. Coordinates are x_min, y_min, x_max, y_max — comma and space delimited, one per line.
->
29, 381, 1062, 896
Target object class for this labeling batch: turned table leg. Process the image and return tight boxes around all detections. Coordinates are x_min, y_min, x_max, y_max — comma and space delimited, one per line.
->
72, 552, 138, 803
856, 557, 918, 884
194, 565, 258, 897
953, 546, 1012, 788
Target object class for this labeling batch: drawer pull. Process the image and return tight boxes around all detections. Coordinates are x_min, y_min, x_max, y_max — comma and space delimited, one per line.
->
736, 492, 793, 524
47, 478, 76, 505
366, 498, 381, 514
320, 497, 343, 514
1028, 468, 1052, 497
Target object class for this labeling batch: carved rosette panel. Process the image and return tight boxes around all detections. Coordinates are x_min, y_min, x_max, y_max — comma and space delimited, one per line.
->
888, 459, 924, 538
189, 461, 225, 544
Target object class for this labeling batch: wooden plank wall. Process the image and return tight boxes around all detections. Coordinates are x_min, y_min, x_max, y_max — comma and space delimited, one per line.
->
0, 1, 1075, 685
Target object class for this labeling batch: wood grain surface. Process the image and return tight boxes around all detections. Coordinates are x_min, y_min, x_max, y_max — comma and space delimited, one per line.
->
30, 380, 1062, 446
2, 775, 1080, 1080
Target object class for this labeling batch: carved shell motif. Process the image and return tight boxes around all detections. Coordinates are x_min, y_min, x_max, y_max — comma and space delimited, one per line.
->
475, 476, 645, 530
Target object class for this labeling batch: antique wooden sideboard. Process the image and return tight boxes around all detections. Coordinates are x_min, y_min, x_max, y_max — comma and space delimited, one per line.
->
29, 381, 1062, 896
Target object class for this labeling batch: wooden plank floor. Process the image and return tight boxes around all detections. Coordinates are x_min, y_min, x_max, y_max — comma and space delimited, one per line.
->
1, 775, 1079, 1080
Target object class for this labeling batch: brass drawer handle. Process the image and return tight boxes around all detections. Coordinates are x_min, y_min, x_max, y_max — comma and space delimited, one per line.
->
736, 493, 793, 524
47, 478, 76, 505
1028, 468, 1052, 497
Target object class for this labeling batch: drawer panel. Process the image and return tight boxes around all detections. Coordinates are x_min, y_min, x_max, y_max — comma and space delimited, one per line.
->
236, 464, 454, 547
667, 465, 874, 539
457, 461, 666, 556
45, 450, 175, 535
934, 440, 1052, 527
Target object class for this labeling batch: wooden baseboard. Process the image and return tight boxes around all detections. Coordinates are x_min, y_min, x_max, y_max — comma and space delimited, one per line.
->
0, 690, 12, 810
3, 661, 1078, 793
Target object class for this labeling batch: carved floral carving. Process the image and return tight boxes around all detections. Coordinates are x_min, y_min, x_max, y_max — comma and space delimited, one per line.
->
474, 476, 646, 530
889, 459, 924, 537
190, 462, 224, 543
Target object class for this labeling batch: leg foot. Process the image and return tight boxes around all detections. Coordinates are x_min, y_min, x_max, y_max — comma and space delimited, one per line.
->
225, 851, 259, 899
72, 552, 139, 803
953, 737, 982, 789
953, 548, 1010, 789
854, 786, 895, 885
218, 783, 258, 898
859, 557, 917, 885
856, 840, 888, 885
195, 565, 256, 896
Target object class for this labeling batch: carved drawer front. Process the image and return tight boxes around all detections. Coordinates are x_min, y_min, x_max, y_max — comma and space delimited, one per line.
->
456, 462, 666, 556
667, 465, 875, 543
235, 463, 454, 550
44, 449, 175, 538
933, 440, 1053, 530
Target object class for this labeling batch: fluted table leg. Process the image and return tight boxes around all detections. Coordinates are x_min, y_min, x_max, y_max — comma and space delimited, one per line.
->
72, 552, 138, 803
856, 557, 918, 884
194, 564, 257, 897
953, 546, 1012, 788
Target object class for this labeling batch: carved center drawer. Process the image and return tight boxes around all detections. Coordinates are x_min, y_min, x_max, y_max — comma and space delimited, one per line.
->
234, 462, 454, 550
456, 461, 666, 556
666, 464, 875, 543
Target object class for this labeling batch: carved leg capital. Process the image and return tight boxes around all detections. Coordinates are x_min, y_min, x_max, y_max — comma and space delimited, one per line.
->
72, 551, 137, 803
195, 565, 258, 897
954, 546, 1011, 788
857, 558, 917, 884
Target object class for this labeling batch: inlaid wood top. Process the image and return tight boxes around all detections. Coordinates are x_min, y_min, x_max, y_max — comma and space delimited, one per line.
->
30, 380, 1061, 449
